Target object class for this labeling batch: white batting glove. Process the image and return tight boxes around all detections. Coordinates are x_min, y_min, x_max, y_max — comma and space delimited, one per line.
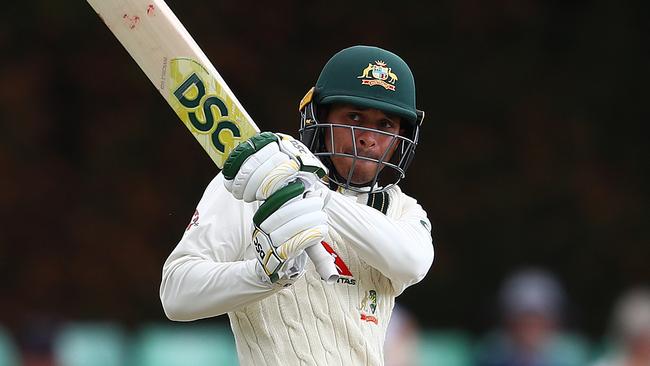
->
223, 132, 328, 202
252, 180, 328, 287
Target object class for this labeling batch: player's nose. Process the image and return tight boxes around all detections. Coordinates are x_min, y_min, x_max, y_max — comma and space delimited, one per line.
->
356, 129, 377, 149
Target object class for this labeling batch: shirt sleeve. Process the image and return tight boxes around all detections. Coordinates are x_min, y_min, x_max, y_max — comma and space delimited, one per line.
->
159, 173, 278, 321
324, 188, 434, 295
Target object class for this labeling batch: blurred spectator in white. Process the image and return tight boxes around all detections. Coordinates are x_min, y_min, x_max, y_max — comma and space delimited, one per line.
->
592, 287, 650, 366
475, 267, 590, 366
385, 304, 420, 366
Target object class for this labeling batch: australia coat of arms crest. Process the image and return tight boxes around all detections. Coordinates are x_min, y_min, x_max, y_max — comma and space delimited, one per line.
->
357, 60, 398, 91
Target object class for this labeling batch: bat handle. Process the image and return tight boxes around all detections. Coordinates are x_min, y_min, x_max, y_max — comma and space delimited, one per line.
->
305, 243, 339, 284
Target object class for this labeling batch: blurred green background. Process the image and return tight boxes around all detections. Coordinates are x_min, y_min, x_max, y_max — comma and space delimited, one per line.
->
0, 0, 648, 364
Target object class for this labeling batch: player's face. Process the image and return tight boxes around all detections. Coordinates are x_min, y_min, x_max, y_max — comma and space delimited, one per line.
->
324, 104, 403, 185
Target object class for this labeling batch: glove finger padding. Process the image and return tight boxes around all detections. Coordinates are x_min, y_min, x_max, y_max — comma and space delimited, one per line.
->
252, 180, 328, 285
242, 151, 289, 202
223, 132, 278, 180
258, 196, 324, 234
224, 142, 290, 202
276, 222, 328, 261
252, 180, 307, 227
270, 212, 327, 252
224, 132, 328, 202
257, 159, 300, 200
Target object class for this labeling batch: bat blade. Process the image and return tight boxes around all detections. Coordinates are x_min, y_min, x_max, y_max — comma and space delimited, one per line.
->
87, 0, 259, 168
87, 0, 338, 284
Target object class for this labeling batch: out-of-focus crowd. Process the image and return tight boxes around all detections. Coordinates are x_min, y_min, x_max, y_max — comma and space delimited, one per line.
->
387, 268, 650, 366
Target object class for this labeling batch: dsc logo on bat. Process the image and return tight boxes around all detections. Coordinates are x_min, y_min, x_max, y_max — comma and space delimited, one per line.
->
169, 58, 248, 165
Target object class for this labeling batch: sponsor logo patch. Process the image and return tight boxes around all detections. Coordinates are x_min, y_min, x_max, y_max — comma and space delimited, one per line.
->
321, 241, 356, 286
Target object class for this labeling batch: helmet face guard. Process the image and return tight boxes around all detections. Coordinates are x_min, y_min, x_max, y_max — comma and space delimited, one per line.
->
298, 45, 424, 193
300, 97, 423, 193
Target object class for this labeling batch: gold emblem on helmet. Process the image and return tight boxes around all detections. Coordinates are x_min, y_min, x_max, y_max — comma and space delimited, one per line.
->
357, 60, 397, 91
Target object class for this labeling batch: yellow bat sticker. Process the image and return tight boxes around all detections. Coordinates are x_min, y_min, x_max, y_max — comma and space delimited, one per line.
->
168, 58, 256, 167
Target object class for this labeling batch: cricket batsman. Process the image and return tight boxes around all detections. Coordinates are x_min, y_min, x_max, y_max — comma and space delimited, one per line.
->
160, 45, 434, 365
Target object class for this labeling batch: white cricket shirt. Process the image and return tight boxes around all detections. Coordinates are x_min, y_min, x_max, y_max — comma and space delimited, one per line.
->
160, 173, 434, 365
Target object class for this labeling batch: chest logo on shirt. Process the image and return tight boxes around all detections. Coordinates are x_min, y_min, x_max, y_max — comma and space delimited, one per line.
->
359, 290, 379, 324
321, 241, 356, 286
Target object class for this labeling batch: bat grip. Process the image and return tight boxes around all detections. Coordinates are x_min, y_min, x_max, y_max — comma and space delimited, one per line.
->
305, 243, 339, 284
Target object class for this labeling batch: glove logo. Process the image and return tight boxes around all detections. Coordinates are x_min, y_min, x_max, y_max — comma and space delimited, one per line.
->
289, 139, 309, 154
253, 236, 265, 260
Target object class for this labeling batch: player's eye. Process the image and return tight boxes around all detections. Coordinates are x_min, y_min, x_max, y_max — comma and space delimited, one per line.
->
380, 120, 395, 130
347, 112, 361, 122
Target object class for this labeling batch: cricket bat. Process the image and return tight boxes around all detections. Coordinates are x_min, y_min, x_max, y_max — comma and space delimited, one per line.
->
87, 0, 338, 283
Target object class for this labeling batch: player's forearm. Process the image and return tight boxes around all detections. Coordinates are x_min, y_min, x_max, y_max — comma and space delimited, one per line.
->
325, 192, 433, 287
160, 257, 276, 321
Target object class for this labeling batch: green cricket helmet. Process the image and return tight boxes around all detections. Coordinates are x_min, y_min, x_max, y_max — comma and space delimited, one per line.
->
299, 45, 424, 193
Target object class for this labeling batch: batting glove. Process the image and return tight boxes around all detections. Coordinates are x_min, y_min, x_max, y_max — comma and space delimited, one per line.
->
223, 132, 328, 202
252, 180, 328, 287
